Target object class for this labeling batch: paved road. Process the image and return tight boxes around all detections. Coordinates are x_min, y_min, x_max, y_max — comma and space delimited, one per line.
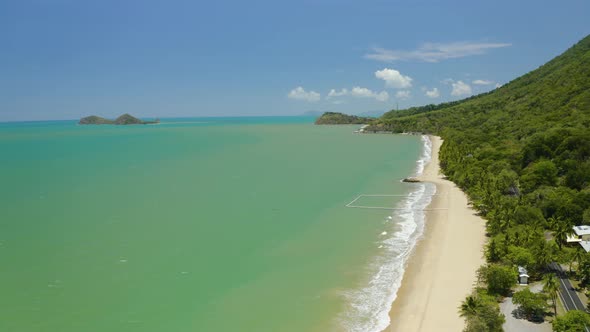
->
549, 262, 590, 332
549, 263, 587, 311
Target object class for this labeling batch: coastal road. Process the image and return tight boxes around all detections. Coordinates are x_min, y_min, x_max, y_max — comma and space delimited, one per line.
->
549, 262, 590, 332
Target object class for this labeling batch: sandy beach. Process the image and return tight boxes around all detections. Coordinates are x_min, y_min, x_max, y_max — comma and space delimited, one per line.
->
383, 136, 487, 332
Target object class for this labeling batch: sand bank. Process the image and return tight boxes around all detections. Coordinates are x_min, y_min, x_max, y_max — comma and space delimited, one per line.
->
383, 136, 487, 332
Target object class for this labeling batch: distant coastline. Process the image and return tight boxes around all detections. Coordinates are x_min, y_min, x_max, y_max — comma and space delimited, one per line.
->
314, 112, 374, 125
79, 113, 159, 125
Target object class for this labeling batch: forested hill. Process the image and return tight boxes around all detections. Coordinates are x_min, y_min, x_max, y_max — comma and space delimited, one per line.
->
366, 34, 590, 217
314, 112, 373, 124
79, 114, 159, 125
367, 35, 590, 330
368, 34, 590, 135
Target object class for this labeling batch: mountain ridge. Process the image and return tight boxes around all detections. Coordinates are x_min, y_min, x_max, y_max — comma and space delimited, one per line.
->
365, 34, 590, 329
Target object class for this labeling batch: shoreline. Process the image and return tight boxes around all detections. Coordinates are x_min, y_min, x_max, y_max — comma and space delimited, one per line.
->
383, 136, 487, 332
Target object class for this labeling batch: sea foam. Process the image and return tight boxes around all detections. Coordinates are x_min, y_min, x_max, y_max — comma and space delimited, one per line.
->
339, 135, 435, 332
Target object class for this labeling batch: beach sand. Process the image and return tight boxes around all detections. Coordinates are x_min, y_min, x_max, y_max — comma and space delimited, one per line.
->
383, 136, 487, 332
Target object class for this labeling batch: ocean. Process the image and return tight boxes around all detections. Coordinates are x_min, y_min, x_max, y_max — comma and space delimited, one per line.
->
0, 116, 433, 332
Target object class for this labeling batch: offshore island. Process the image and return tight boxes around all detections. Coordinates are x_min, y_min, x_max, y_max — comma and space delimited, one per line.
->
79, 113, 159, 125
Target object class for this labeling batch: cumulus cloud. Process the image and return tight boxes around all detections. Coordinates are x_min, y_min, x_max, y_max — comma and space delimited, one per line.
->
287, 87, 320, 102
395, 90, 411, 100
451, 81, 472, 96
472, 79, 493, 85
425, 88, 440, 98
375, 68, 413, 89
327, 88, 348, 99
327, 87, 389, 102
495, 83, 502, 88
365, 41, 511, 63
350, 87, 389, 102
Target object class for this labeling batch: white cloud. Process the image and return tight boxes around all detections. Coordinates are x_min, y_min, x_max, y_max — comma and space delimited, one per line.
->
327, 88, 348, 99
287, 87, 320, 102
327, 87, 389, 102
495, 83, 502, 88
395, 90, 411, 100
374, 91, 390, 102
365, 41, 511, 63
472, 79, 493, 85
350, 86, 389, 102
425, 88, 440, 98
451, 81, 472, 96
375, 68, 413, 89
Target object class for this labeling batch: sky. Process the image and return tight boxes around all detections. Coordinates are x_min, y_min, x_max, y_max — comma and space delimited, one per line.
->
1, 0, 589, 121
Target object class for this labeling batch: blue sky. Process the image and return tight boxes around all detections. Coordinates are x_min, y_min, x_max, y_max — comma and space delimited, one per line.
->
1, 0, 589, 121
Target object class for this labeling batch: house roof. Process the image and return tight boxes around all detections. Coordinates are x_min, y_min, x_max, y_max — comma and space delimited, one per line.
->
580, 241, 590, 253
518, 266, 528, 276
573, 225, 590, 236
567, 235, 582, 243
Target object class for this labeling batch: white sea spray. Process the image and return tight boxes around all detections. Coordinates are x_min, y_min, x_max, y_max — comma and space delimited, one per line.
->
339, 135, 435, 332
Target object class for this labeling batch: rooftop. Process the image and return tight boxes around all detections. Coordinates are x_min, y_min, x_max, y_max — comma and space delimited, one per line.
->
580, 241, 590, 253
567, 235, 582, 243
573, 225, 590, 236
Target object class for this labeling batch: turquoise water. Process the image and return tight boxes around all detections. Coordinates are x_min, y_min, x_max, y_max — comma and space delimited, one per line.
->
0, 117, 425, 332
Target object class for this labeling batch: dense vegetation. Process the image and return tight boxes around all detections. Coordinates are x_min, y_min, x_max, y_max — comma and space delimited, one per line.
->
79, 113, 159, 125
369, 35, 590, 330
314, 112, 373, 124
78, 115, 113, 125
553, 310, 590, 332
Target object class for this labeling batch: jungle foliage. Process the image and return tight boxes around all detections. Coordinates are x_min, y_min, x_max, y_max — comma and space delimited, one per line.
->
314, 112, 373, 124
369, 34, 590, 269
368, 34, 590, 329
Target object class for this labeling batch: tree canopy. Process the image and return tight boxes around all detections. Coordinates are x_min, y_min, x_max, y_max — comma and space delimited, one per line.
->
362, 34, 590, 330
366, 35, 590, 270
314, 112, 373, 124
552, 310, 590, 332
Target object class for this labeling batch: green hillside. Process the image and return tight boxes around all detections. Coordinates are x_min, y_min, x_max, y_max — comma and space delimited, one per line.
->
369, 35, 590, 329
369, 34, 590, 224
79, 114, 159, 125
371, 35, 590, 136
315, 112, 373, 124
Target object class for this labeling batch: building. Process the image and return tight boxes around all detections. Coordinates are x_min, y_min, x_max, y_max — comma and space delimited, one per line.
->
518, 266, 529, 285
566, 225, 590, 252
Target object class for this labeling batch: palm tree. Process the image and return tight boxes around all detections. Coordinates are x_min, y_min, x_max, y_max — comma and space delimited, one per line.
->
486, 238, 500, 263
548, 216, 562, 230
572, 249, 584, 274
580, 255, 590, 285
553, 222, 574, 250
534, 242, 553, 272
531, 239, 555, 271
459, 295, 483, 319
524, 226, 542, 246
513, 231, 521, 246
543, 274, 559, 316
499, 218, 511, 233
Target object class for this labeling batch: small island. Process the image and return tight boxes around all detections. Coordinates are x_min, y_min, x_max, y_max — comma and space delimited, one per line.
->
79, 113, 159, 125
314, 112, 373, 125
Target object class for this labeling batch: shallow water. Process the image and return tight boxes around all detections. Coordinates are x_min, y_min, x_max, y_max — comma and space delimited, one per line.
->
0, 117, 424, 332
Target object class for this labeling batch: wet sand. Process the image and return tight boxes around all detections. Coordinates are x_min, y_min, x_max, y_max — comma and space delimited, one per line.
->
383, 136, 487, 332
